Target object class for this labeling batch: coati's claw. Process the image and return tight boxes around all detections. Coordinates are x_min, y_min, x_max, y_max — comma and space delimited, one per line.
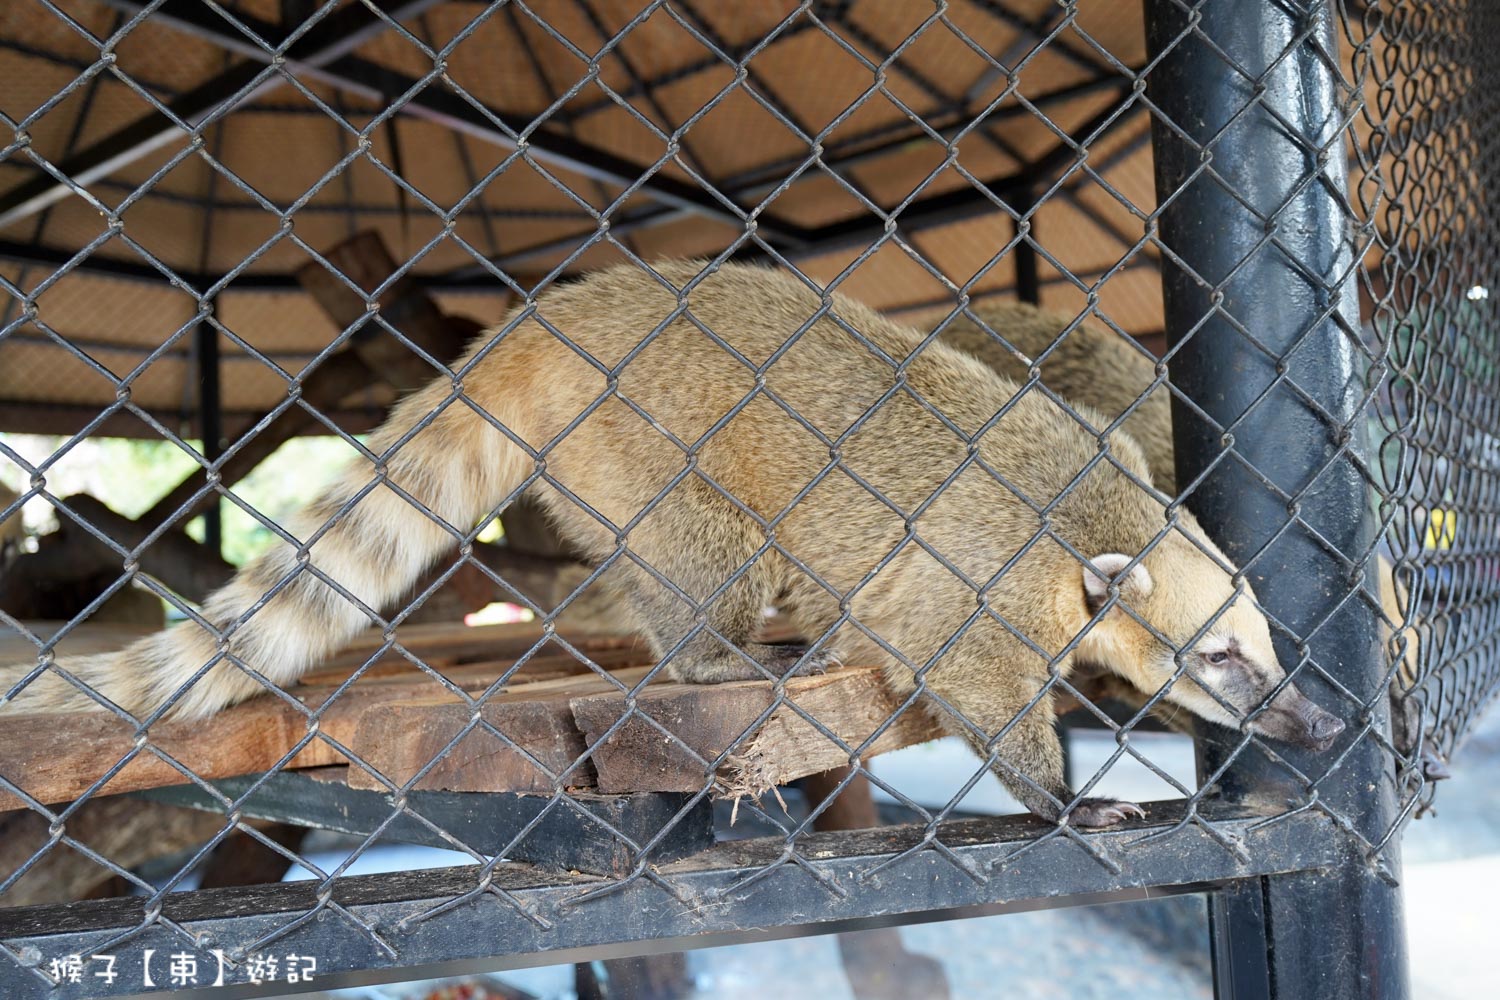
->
1420, 745, 1452, 782
1067, 798, 1147, 828
756, 643, 832, 678
671, 642, 835, 684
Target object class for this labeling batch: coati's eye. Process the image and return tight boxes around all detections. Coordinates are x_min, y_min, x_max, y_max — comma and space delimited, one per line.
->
1204, 650, 1230, 665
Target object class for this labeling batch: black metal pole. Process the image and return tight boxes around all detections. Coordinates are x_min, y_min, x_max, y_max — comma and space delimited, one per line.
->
1144, 1, 1408, 998
1014, 195, 1041, 306
196, 315, 222, 556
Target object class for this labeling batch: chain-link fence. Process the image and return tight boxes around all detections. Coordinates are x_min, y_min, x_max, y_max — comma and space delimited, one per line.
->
0, 0, 1491, 996
1359, 0, 1500, 788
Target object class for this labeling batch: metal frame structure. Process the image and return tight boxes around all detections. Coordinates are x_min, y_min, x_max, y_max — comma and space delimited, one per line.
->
1146, 3, 1408, 992
0, 0, 1145, 291
2, 0, 1491, 996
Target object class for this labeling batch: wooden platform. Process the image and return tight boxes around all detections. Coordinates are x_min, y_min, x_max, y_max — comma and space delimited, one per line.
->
0, 621, 943, 812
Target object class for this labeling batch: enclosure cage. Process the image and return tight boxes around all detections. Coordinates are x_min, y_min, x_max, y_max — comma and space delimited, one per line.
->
0, 0, 1495, 997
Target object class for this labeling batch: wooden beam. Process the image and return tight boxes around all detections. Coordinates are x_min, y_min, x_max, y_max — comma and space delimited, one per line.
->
135, 347, 379, 533
60, 494, 233, 601
572, 666, 943, 797
303, 620, 642, 683
193, 822, 306, 889
294, 230, 468, 394
0, 622, 641, 809
0, 621, 943, 811
342, 664, 654, 793
0, 688, 353, 812
0, 798, 226, 907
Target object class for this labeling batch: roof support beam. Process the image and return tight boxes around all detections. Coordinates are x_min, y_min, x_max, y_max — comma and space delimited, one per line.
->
764, 99, 1146, 261
0, 0, 448, 229
0, 239, 517, 293
14, 0, 808, 248
442, 69, 1139, 280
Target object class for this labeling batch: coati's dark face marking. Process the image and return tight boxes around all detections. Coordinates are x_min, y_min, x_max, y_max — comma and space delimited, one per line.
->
1186, 630, 1345, 751
1076, 534, 1345, 753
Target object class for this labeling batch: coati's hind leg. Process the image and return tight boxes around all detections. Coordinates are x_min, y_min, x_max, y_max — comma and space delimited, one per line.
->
605, 490, 831, 683
621, 561, 831, 682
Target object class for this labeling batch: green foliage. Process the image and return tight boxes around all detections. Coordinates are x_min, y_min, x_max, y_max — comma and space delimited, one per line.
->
0, 433, 363, 568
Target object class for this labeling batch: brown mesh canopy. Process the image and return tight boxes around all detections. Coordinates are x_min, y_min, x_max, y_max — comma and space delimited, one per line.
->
0, 0, 1398, 439
0, 0, 1164, 438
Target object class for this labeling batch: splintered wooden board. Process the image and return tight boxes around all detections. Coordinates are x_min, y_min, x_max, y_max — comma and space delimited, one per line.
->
571, 665, 943, 796
0, 620, 942, 811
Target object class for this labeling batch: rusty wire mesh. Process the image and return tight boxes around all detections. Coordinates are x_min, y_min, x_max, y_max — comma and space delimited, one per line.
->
0, 0, 1491, 994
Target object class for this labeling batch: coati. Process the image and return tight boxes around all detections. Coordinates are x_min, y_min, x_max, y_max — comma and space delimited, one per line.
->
0, 262, 1344, 828
939, 300, 1445, 779
938, 303, 1174, 489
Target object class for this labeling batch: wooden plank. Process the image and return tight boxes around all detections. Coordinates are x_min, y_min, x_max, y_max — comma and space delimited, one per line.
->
1, 620, 624, 677
570, 666, 945, 796
0, 696, 347, 813
294, 230, 468, 394
569, 677, 779, 795
2, 617, 940, 809
302, 621, 642, 682
342, 666, 654, 793
0, 622, 155, 663
0, 623, 651, 810
717, 668, 943, 796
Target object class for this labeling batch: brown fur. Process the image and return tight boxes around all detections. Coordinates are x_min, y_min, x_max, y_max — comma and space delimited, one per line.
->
1, 263, 1335, 825
939, 303, 1176, 491
940, 299, 1436, 769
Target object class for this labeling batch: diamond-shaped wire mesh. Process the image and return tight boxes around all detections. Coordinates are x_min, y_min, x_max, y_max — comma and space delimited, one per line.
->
0, 0, 1489, 993
1352, 0, 1500, 814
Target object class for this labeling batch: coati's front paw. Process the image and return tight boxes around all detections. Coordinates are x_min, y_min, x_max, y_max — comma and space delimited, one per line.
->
754, 642, 833, 679
1419, 741, 1452, 782
671, 642, 835, 683
1065, 797, 1147, 828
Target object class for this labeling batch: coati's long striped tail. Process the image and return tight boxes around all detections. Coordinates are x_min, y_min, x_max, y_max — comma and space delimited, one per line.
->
1, 374, 529, 721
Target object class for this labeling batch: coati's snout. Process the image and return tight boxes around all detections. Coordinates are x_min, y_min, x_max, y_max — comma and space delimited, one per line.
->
1250, 685, 1345, 751
1077, 542, 1346, 754
1182, 622, 1347, 752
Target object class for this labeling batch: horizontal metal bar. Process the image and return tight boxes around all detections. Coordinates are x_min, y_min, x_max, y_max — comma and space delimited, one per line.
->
90, 0, 439, 68
883, 255, 1163, 319
137, 771, 715, 877
0, 802, 1339, 997
968, 0, 1121, 80
737, 99, 1143, 262
0, 240, 516, 293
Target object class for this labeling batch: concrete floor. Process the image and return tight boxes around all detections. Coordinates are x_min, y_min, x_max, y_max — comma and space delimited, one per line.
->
278, 704, 1499, 1000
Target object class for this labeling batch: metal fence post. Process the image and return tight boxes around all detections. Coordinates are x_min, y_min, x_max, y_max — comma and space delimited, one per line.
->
1143, 1, 1409, 998
194, 310, 222, 556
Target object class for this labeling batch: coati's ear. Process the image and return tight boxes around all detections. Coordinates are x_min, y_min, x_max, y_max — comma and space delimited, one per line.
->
1083, 553, 1154, 616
